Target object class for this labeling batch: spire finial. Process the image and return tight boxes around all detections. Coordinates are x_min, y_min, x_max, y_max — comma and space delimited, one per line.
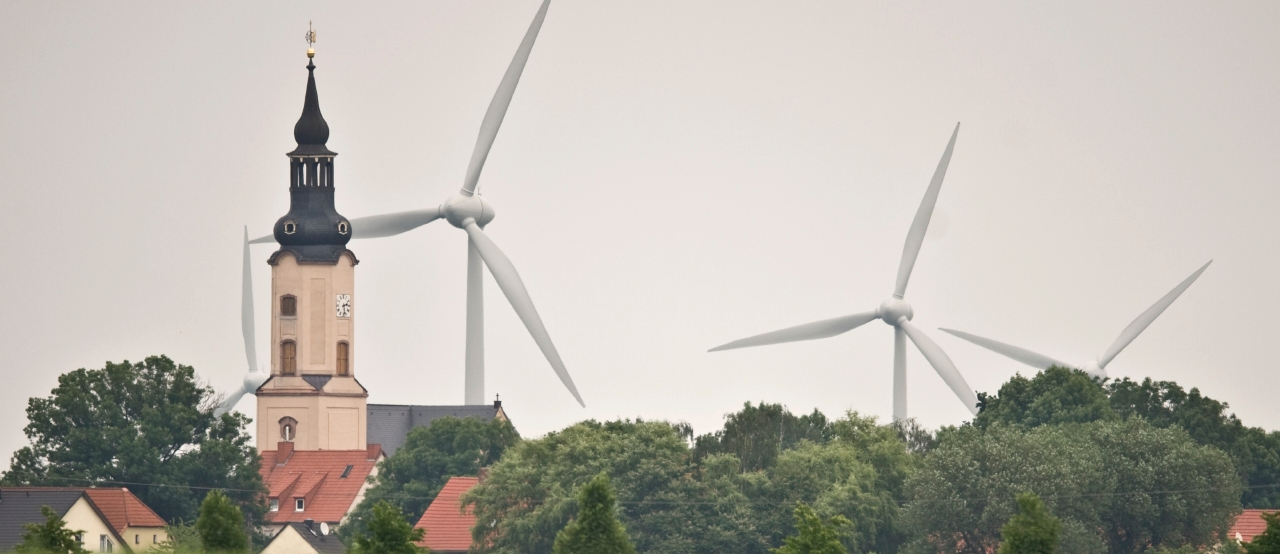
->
305, 21, 317, 59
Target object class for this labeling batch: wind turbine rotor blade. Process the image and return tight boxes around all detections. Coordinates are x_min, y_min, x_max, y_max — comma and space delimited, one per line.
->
939, 328, 1067, 371
461, 0, 551, 196
898, 319, 979, 415
215, 386, 249, 417
708, 311, 879, 352
349, 208, 442, 239
1097, 260, 1212, 368
248, 234, 275, 245
241, 227, 258, 372
893, 123, 960, 299
465, 238, 485, 405
461, 221, 584, 407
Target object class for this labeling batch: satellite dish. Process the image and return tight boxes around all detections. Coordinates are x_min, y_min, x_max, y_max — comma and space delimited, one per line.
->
319, 522, 330, 536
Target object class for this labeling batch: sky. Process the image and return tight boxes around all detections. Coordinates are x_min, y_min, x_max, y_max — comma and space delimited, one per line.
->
2, 1, 1278, 464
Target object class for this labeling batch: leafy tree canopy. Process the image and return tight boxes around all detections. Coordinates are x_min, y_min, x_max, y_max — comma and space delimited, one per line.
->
0, 356, 266, 524
15, 505, 89, 554
975, 367, 1116, 429
196, 489, 248, 553
350, 501, 426, 554
693, 402, 832, 471
904, 419, 1240, 554
553, 473, 637, 554
999, 493, 1061, 554
773, 502, 849, 554
341, 416, 519, 541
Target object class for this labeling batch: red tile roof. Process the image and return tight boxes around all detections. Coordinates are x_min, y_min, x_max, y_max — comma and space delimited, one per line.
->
82, 488, 166, 533
259, 444, 383, 524
1230, 509, 1276, 543
414, 477, 480, 553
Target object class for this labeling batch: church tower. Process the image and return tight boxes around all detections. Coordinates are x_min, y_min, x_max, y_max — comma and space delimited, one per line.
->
256, 46, 367, 452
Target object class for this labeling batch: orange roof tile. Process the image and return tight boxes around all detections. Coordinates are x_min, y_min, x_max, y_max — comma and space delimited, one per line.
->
83, 488, 166, 532
1230, 509, 1276, 543
414, 477, 480, 553
259, 447, 383, 524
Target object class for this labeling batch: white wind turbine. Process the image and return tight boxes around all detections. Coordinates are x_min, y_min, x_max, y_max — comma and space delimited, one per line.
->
709, 124, 978, 419
215, 228, 271, 415
246, 0, 583, 408
940, 261, 1211, 379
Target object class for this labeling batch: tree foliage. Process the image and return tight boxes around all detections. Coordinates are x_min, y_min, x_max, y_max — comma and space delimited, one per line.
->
693, 402, 832, 471
773, 503, 849, 554
465, 411, 913, 554
904, 419, 1240, 554
350, 501, 426, 554
1243, 511, 1280, 554
0, 356, 266, 524
998, 493, 1060, 554
341, 416, 519, 541
196, 489, 248, 553
553, 473, 637, 554
14, 505, 89, 554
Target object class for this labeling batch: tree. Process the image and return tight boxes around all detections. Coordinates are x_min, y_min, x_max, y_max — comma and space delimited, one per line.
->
553, 473, 637, 554
196, 489, 248, 553
342, 416, 519, 541
1242, 511, 1280, 554
1, 356, 267, 525
693, 402, 832, 471
14, 505, 89, 554
904, 420, 1239, 554
350, 501, 426, 554
974, 367, 1116, 429
773, 503, 849, 554
998, 493, 1060, 554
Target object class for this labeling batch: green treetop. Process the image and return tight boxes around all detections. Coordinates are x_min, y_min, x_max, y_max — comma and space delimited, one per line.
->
196, 489, 248, 553
553, 473, 636, 554
999, 493, 1061, 554
14, 505, 89, 554
351, 501, 427, 554
773, 502, 850, 554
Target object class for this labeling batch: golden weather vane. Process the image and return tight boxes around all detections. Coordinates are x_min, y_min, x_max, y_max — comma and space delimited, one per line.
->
305, 21, 317, 58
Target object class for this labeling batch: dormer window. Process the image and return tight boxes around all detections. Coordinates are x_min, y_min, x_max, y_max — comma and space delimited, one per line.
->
270, 498, 279, 512
295, 498, 305, 512
281, 295, 297, 317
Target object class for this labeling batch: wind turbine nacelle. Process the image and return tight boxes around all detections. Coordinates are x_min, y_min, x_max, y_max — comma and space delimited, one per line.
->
1079, 360, 1106, 380
877, 298, 914, 326
244, 371, 270, 395
443, 193, 496, 229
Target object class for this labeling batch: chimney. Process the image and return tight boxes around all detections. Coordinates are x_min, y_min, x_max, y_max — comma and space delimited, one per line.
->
493, 396, 502, 409
277, 442, 295, 465
478, 467, 490, 483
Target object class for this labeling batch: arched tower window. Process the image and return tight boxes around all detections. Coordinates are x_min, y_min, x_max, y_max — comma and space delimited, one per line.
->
336, 342, 350, 376
279, 417, 298, 442
281, 340, 297, 375
281, 295, 297, 317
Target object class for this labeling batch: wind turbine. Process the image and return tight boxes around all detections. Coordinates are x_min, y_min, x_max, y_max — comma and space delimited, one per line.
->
709, 124, 978, 419
940, 261, 1211, 379
250, 0, 583, 407
216, 228, 271, 415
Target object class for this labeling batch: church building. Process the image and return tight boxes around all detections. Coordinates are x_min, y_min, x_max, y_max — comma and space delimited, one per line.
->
254, 43, 508, 534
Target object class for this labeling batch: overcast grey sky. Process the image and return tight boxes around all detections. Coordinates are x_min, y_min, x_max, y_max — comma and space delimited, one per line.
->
2, 1, 1278, 463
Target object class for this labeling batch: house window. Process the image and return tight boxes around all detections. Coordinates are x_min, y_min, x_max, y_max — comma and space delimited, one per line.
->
296, 498, 305, 512
281, 340, 297, 375
281, 295, 297, 317
153, 535, 157, 544
100, 535, 112, 552
76, 534, 83, 544
279, 417, 297, 443
135, 535, 139, 544
340, 464, 354, 478
336, 342, 350, 376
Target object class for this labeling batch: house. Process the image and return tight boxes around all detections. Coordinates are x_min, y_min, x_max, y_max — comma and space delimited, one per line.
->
0, 487, 167, 553
259, 442, 384, 533
368, 400, 508, 455
1230, 509, 1277, 543
412, 477, 482, 554
261, 520, 346, 554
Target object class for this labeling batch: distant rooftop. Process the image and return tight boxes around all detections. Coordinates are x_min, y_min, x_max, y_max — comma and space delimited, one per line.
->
367, 401, 507, 455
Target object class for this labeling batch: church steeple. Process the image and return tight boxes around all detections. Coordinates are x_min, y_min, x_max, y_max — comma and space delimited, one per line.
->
271, 45, 352, 264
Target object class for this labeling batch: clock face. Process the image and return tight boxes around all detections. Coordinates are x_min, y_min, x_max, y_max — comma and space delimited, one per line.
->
335, 294, 351, 318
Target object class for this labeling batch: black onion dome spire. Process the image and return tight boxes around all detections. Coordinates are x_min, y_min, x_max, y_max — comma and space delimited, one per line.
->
271, 53, 354, 265
289, 59, 334, 156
